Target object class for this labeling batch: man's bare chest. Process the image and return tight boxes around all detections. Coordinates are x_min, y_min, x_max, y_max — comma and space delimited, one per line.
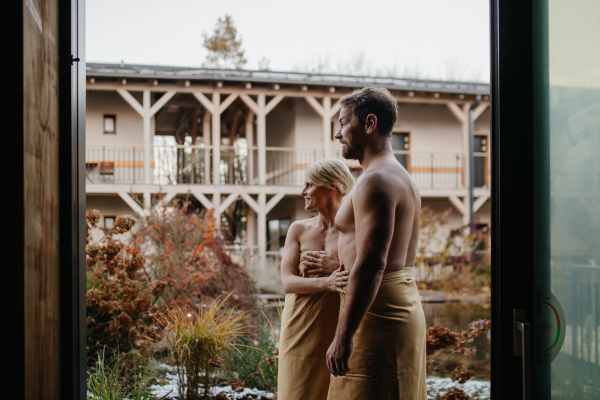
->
334, 193, 355, 234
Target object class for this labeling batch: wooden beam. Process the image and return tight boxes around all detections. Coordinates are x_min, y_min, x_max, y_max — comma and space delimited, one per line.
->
265, 192, 285, 214
219, 93, 239, 114
118, 192, 146, 217
240, 193, 259, 213
330, 99, 342, 118
191, 191, 214, 209
192, 91, 215, 114
264, 94, 285, 115
116, 88, 145, 117
472, 102, 490, 120
448, 195, 468, 216
153, 192, 177, 212
446, 101, 468, 125
304, 95, 325, 117
149, 90, 177, 116
218, 192, 240, 214
473, 194, 490, 212
239, 93, 259, 115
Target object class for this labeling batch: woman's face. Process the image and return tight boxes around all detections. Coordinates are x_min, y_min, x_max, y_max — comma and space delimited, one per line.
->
301, 178, 330, 211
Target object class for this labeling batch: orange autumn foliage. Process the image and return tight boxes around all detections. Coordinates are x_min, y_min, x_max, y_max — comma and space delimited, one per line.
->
85, 210, 167, 363
131, 199, 255, 309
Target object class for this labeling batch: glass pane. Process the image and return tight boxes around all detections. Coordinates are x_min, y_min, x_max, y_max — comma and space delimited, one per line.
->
542, 0, 600, 398
391, 132, 409, 169
104, 116, 115, 133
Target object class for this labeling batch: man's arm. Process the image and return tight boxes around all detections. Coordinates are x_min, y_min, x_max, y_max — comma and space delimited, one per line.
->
326, 173, 399, 376
281, 223, 348, 294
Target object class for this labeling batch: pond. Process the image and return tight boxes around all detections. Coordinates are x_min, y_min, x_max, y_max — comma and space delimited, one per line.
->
424, 302, 491, 380
263, 300, 491, 380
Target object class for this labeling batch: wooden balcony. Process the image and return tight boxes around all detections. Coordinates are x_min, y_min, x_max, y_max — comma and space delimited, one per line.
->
86, 144, 490, 191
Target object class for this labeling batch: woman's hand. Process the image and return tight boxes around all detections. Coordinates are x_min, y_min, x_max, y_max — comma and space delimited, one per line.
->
304, 251, 340, 275
323, 265, 349, 294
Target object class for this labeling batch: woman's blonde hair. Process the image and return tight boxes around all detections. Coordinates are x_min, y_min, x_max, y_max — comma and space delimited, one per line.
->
303, 159, 354, 196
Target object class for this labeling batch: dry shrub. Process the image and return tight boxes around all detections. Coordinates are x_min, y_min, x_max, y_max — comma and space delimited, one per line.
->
441, 387, 468, 400
427, 319, 491, 399
131, 197, 255, 309
86, 210, 167, 362
155, 294, 247, 400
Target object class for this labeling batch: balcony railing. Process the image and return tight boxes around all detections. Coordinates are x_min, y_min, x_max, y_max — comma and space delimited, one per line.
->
86, 145, 489, 189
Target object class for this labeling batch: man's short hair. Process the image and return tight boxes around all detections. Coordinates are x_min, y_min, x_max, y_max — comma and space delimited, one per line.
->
339, 87, 398, 136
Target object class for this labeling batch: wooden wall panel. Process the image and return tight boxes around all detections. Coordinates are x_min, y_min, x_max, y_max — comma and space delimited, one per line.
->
23, 0, 61, 398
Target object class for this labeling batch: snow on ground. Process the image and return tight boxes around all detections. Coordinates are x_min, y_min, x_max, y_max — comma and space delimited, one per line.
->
150, 365, 274, 400
426, 377, 490, 400
149, 365, 488, 400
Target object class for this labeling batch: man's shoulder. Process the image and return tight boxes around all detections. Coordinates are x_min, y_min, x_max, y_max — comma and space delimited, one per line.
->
356, 163, 418, 201
289, 217, 316, 232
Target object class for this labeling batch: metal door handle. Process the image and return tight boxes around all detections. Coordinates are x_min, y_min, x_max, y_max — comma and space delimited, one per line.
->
514, 309, 532, 400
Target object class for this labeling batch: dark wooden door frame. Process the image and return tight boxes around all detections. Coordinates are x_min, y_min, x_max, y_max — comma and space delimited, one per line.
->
491, 0, 546, 398
60, 0, 87, 398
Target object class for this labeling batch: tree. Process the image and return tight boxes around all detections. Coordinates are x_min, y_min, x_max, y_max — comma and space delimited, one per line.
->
202, 14, 247, 70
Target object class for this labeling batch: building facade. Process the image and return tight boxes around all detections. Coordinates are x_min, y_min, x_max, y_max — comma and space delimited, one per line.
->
85, 63, 490, 290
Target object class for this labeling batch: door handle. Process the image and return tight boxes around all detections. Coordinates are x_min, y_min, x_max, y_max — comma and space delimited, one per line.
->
514, 309, 532, 400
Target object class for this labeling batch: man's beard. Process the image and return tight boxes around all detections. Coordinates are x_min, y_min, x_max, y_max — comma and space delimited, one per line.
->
341, 143, 358, 159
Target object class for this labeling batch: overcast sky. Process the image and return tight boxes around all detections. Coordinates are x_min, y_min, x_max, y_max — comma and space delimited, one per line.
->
87, 0, 489, 82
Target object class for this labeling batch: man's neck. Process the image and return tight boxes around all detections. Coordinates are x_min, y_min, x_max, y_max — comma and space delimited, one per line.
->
359, 141, 394, 171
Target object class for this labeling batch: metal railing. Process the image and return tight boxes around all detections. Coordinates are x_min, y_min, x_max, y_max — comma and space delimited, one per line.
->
86, 145, 489, 189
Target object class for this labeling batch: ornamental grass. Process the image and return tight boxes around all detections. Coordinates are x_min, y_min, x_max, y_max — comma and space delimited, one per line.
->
156, 294, 248, 400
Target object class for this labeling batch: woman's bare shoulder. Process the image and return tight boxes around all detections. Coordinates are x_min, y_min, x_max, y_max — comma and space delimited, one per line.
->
289, 217, 317, 234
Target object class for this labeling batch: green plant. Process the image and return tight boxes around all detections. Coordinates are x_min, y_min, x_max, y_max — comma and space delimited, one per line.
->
87, 348, 158, 400
156, 294, 247, 400
222, 309, 279, 393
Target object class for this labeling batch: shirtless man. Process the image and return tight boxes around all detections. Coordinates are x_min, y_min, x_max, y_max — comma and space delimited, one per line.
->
326, 87, 427, 399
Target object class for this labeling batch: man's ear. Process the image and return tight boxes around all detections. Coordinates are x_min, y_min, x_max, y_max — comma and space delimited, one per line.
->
365, 114, 378, 135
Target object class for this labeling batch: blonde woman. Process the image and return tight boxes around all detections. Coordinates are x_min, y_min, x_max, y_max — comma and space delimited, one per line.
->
277, 159, 354, 400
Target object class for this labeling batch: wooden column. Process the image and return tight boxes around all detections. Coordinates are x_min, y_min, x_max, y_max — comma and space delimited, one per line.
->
246, 110, 255, 184
143, 90, 152, 183
323, 96, 331, 157
116, 89, 176, 184
257, 92, 267, 185
190, 110, 200, 183
258, 191, 267, 263
203, 110, 211, 184
212, 92, 222, 227
446, 101, 472, 225
247, 205, 255, 253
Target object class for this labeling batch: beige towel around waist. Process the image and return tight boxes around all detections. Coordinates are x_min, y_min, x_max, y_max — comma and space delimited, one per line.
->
327, 268, 427, 400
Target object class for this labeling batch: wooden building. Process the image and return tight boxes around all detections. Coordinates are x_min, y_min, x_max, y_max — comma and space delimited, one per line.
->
85, 63, 490, 289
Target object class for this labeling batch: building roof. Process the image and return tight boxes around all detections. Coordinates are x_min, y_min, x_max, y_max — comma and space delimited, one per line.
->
86, 63, 490, 95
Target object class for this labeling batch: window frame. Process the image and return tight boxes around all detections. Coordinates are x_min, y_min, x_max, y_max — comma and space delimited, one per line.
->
103, 114, 116, 134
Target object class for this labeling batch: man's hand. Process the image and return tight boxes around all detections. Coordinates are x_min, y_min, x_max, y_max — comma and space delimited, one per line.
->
326, 335, 353, 376
304, 251, 340, 274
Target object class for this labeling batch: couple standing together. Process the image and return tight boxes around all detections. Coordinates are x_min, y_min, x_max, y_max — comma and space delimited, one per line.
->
277, 87, 427, 400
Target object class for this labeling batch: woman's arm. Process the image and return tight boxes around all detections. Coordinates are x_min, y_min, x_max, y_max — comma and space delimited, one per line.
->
281, 223, 348, 294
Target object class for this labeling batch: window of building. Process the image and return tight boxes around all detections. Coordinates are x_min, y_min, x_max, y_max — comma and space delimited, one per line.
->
391, 131, 411, 171
473, 134, 489, 187
103, 115, 116, 134
104, 216, 116, 230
